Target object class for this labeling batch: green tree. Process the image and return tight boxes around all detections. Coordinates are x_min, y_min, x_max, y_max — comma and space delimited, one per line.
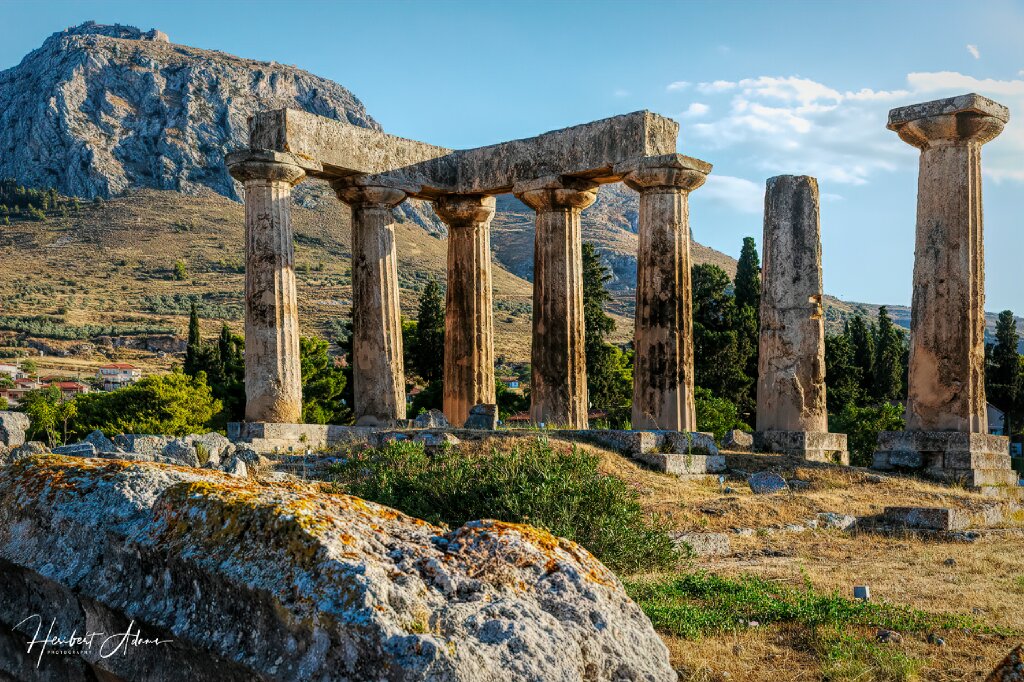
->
173, 259, 188, 281
21, 385, 77, 446
872, 306, 905, 403
733, 236, 761, 312
300, 336, 349, 425
184, 302, 202, 376
845, 315, 875, 398
69, 371, 221, 438
824, 333, 863, 413
582, 243, 632, 426
694, 387, 750, 441
830, 403, 905, 467
987, 310, 1022, 436
692, 263, 754, 414
414, 279, 445, 383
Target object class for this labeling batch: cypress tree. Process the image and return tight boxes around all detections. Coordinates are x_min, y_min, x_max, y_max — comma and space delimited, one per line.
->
184, 302, 202, 376
414, 278, 445, 383
733, 236, 761, 312
872, 306, 904, 403
845, 315, 875, 396
581, 243, 631, 424
824, 333, 862, 413
988, 310, 1022, 436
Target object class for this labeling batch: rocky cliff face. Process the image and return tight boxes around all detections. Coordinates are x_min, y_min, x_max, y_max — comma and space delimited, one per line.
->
0, 22, 378, 200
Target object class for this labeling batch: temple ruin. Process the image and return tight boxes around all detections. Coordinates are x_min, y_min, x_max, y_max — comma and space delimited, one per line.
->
227, 93, 1013, 486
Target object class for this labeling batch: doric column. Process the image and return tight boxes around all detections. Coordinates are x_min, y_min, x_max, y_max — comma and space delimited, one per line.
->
622, 154, 710, 431
888, 94, 1008, 432
227, 150, 305, 424
514, 177, 598, 428
434, 194, 497, 427
756, 175, 829, 433
334, 181, 408, 425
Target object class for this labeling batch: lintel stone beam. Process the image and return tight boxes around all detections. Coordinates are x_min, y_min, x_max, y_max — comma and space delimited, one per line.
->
250, 108, 679, 198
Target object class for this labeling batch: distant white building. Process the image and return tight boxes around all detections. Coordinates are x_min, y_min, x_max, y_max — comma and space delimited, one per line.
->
97, 363, 142, 391
0, 363, 22, 380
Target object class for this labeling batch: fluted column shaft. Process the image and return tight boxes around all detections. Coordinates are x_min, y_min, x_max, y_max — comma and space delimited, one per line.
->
515, 177, 597, 429
228, 151, 305, 423
435, 195, 497, 426
888, 96, 1008, 432
623, 154, 710, 431
335, 183, 408, 425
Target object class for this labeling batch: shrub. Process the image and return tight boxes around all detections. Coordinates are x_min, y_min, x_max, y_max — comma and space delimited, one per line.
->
695, 387, 751, 441
68, 371, 221, 439
329, 438, 679, 573
830, 403, 905, 466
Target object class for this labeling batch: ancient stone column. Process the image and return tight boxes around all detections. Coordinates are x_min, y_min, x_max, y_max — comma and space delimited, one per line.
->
888, 93, 1008, 433
434, 194, 497, 427
622, 154, 710, 431
874, 94, 1013, 489
334, 182, 408, 425
227, 150, 305, 424
755, 175, 852, 462
514, 177, 598, 428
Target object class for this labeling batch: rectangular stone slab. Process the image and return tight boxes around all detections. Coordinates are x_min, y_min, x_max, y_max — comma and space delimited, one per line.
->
249, 108, 454, 178
250, 108, 680, 197
887, 93, 1010, 129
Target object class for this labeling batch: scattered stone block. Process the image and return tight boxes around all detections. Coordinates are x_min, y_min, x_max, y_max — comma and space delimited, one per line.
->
414, 409, 449, 429
817, 512, 857, 531
672, 532, 731, 557
635, 452, 726, 477
222, 456, 249, 478
755, 430, 849, 465
52, 442, 97, 457
84, 429, 119, 453
161, 439, 199, 467
883, 506, 969, 531
723, 430, 753, 451
413, 432, 461, 449
665, 431, 719, 455
0, 411, 30, 448
465, 403, 499, 430
114, 434, 172, 457
748, 472, 789, 495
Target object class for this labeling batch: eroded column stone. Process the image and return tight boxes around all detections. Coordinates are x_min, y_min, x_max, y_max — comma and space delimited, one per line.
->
334, 182, 408, 425
888, 94, 1008, 433
514, 177, 597, 428
622, 154, 710, 431
434, 194, 497, 427
754, 176, 847, 464
875, 94, 1013, 490
227, 150, 305, 424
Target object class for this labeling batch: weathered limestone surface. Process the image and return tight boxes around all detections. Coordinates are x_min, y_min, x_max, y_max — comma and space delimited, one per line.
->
0, 411, 30, 448
621, 154, 711, 431
0, 456, 674, 681
516, 177, 598, 428
874, 431, 1016, 488
887, 93, 1008, 432
253, 108, 679, 197
334, 181, 409, 425
227, 150, 307, 423
756, 175, 828, 434
435, 195, 497, 426
755, 430, 849, 466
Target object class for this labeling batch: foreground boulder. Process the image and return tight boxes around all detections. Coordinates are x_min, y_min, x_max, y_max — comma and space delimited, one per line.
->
0, 411, 30, 448
0, 456, 673, 681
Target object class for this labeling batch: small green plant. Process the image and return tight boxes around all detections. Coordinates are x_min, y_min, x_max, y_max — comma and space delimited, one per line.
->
329, 438, 679, 573
812, 627, 922, 682
830, 403, 905, 466
195, 442, 210, 467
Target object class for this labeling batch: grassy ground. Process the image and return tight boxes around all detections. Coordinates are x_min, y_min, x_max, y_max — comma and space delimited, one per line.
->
334, 436, 1022, 681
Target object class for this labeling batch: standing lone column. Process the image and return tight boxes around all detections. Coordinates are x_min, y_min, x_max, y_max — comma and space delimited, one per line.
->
875, 93, 1013, 489
514, 177, 598, 428
755, 176, 847, 463
227, 150, 306, 424
334, 181, 409, 425
434, 194, 497, 427
622, 154, 711, 431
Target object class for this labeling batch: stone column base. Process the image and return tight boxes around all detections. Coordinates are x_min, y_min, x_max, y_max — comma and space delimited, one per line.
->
754, 430, 849, 465
873, 431, 1016, 492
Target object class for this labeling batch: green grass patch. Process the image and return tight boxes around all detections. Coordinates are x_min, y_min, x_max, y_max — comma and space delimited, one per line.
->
328, 438, 679, 573
624, 572, 996, 640
812, 627, 923, 682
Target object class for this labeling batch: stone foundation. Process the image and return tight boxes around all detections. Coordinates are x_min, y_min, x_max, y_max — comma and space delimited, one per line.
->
874, 431, 1016, 492
755, 430, 849, 465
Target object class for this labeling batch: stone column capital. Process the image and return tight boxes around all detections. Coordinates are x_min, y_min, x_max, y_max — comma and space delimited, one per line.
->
888, 93, 1009, 149
227, 149, 306, 186
513, 176, 598, 213
332, 180, 408, 209
434, 194, 496, 227
619, 153, 712, 194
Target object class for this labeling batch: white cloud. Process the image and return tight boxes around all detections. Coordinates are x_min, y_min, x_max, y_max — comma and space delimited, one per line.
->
678, 102, 709, 118
967, 44, 981, 59
677, 70, 1024, 191
666, 81, 691, 92
613, 88, 630, 98
697, 175, 764, 214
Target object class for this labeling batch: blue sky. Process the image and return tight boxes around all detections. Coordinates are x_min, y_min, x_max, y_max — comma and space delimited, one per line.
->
2, 0, 1023, 312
